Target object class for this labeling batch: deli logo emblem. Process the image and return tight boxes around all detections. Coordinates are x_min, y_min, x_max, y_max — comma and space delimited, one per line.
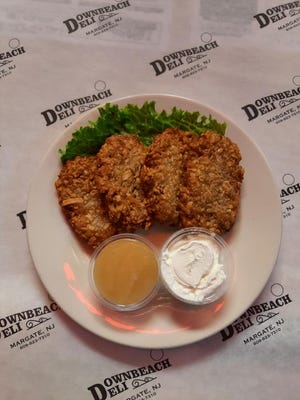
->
87, 350, 168, 399
0, 300, 59, 350
220, 283, 292, 346
63, 0, 130, 36
40, 81, 112, 126
281, 173, 299, 218
253, 1, 300, 31
241, 76, 300, 124
0, 38, 25, 80
150, 33, 219, 79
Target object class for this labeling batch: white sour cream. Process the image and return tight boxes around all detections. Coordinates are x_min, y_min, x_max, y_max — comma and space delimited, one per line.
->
161, 237, 226, 304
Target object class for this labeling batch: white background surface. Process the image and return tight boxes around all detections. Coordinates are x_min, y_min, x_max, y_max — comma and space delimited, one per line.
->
1, 1, 299, 399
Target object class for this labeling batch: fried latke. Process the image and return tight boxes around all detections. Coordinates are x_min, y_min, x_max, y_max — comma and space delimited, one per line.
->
55, 155, 116, 248
96, 134, 152, 232
178, 131, 244, 234
140, 128, 198, 226
56, 129, 244, 248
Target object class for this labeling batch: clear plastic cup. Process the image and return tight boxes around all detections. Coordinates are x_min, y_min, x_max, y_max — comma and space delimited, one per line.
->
160, 227, 234, 305
89, 233, 160, 311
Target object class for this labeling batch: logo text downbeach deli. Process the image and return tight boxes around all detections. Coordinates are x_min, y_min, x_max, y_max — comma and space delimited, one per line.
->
87, 359, 171, 399
0, 46, 26, 62
220, 290, 292, 345
149, 40, 219, 79
41, 88, 112, 126
0, 301, 59, 350
63, 1, 131, 35
281, 173, 299, 219
253, 1, 300, 31
0, 38, 26, 80
241, 86, 300, 123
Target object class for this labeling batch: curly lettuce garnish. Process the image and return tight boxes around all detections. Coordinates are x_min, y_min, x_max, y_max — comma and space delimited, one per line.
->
59, 101, 226, 163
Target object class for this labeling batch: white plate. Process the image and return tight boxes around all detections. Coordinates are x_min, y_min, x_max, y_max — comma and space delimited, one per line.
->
27, 94, 282, 349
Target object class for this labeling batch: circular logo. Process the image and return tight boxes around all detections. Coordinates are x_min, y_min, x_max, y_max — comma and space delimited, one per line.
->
150, 349, 164, 361
292, 75, 300, 86
271, 283, 284, 297
282, 173, 295, 186
200, 32, 213, 43
94, 80, 106, 92
9, 38, 20, 49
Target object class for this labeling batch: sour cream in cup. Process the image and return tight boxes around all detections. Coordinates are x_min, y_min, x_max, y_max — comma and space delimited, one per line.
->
160, 227, 233, 305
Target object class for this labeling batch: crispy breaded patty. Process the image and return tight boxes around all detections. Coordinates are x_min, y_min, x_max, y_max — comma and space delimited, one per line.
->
178, 131, 244, 234
96, 134, 152, 232
55, 155, 116, 248
140, 128, 198, 226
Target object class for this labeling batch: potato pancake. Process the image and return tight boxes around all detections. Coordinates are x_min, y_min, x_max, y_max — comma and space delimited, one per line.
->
140, 128, 198, 226
178, 131, 244, 234
96, 134, 152, 232
55, 155, 116, 248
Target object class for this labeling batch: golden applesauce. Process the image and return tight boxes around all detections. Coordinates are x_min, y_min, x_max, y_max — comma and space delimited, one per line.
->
93, 238, 159, 306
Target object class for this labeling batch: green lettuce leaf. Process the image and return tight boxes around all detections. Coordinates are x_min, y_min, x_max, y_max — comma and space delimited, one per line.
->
59, 101, 227, 163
